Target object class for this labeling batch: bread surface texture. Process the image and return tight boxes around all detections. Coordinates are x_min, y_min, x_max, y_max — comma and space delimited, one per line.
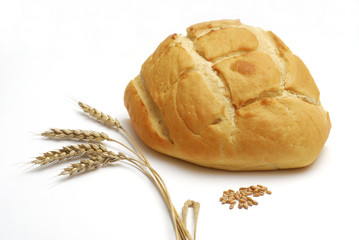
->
124, 19, 331, 171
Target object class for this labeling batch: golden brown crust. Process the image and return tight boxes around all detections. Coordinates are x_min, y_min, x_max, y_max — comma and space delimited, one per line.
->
267, 31, 291, 55
213, 51, 281, 108
284, 52, 320, 103
187, 19, 242, 38
124, 20, 331, 171
233, 98, 330, 170
142, 35, 194, 108
196, 27, 258, 60
176, 72, 225, 134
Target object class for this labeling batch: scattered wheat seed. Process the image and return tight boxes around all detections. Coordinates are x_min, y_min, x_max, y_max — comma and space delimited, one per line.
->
258, 185, 267, 191
220, 185, 271, 210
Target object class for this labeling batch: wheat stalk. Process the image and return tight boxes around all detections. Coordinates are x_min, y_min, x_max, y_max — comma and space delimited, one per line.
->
34, 101, 199, 240
33, 143, 107, 165
76, 102, 188, 239
42, 129, 109, 142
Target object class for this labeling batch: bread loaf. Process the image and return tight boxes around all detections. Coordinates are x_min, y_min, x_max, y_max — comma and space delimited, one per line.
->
124, 19, 331, 171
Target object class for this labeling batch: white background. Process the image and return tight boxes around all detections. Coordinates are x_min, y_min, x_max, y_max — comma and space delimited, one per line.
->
1, 0, 358, 239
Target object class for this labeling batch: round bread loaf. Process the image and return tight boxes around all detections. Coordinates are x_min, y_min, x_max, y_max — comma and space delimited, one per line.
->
124, 19, 331, 171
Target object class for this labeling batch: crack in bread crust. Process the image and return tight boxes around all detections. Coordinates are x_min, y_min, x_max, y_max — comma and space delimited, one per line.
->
134, 74, 174, 144
178, 35, 236, 128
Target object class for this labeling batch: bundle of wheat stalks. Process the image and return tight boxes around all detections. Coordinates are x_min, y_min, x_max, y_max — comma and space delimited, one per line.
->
33, 101, 199, 240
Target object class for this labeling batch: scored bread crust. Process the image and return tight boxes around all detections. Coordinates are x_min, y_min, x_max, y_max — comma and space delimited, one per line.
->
124, 20, 331, 171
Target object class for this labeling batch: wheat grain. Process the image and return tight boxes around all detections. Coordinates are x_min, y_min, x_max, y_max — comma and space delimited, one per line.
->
42, 129, 109, 142
33, 143, 107, 165
220, 185, 271, 210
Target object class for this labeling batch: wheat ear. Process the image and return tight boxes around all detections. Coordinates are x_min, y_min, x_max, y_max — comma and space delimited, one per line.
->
42, 129, 110, 142
60, 152, 123, 176
78, 102, 123, 130
60, 159, 102, 176
33, 143, 107, 165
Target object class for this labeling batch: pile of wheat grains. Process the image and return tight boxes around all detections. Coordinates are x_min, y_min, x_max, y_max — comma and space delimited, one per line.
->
220, 185, 271, 210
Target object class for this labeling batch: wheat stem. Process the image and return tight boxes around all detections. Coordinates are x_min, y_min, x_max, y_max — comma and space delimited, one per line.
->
108, 138, 145, 162
125, 157, 189, 240
122, 129, 148, 164
120, 130, 183, 239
